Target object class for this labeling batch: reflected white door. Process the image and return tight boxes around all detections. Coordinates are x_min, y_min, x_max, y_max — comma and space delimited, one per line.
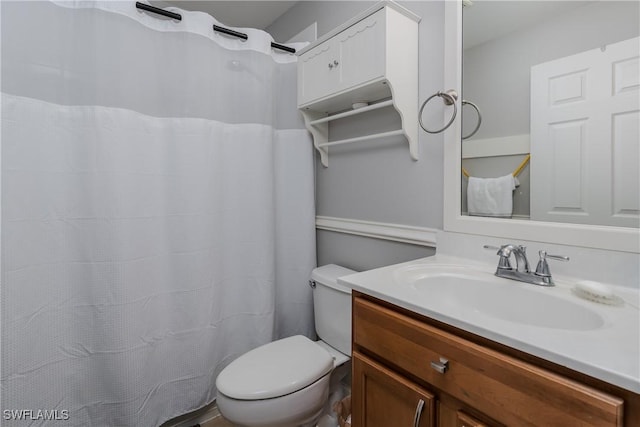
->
530, 37, 639, 227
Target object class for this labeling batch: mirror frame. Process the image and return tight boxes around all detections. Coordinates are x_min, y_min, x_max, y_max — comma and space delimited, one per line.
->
443, 0, 639, 253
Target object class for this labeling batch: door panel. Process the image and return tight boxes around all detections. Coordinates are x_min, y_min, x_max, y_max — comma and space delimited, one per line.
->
531, 36, 639, 227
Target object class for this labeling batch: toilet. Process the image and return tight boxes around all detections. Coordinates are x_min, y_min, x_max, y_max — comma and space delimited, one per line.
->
215, 264, 355, 427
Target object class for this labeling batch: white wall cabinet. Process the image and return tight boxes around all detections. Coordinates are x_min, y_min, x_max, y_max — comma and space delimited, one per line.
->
297, 1, 420, 167
298, 9, 386, 106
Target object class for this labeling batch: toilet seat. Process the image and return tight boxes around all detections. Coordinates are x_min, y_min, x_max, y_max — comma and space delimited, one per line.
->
216, 374, 331, 427
216, 335, 334, 400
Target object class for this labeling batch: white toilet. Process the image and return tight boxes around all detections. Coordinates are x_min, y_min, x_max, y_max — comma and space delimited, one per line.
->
215, 264, 355, 427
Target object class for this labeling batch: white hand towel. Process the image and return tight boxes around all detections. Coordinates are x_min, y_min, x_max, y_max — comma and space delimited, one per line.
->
467, 174, 516, 218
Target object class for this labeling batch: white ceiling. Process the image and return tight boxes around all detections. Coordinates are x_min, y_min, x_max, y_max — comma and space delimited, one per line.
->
463, 0, 593, 49
160, 1, 299, 30
155, 1, 595, 47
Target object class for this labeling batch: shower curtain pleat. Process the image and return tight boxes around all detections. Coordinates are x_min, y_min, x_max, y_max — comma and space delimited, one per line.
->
0, 2, 315, 426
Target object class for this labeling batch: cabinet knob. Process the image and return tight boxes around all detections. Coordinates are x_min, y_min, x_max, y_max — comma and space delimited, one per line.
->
328, 63, 334, 69
430, 357, 449, 374
333, 60, 339, 66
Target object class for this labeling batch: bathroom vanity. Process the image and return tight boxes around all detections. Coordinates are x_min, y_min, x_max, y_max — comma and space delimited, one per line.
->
340, 258, 640, 427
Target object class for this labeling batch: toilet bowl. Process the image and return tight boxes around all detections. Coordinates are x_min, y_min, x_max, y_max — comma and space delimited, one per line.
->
215, 264, 355, 427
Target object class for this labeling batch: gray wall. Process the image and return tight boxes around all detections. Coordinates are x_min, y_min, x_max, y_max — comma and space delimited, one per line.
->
267, 1, 379, 40
267, 1, 445, 271
316, 231, 435, 272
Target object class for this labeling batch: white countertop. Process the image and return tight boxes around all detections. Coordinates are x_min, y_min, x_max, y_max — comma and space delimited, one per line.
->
338, 255, 640, 393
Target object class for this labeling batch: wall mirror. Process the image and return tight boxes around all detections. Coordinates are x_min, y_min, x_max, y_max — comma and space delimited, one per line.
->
443, 0, 639, 252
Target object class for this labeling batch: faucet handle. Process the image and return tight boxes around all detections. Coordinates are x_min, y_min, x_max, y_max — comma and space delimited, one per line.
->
483, 244, 513, 270
546, 253, 570, 262
483, 244, 510, 255
535, 250, 569, 278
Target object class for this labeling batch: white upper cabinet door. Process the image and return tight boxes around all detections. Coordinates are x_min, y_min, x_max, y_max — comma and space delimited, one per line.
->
335, 9, 386, 92
298, 41, 340, 106
531, 36, 639, 227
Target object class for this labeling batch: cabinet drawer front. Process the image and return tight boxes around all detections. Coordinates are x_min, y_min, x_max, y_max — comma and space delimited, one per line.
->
354, 297, 624, 427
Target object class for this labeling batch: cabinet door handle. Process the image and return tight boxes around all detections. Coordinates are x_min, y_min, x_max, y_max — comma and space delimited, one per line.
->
413, 398, 425, 427
430, 357, 449, 374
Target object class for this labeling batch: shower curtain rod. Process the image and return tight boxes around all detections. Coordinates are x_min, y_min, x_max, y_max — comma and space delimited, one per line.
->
135, 2, 296, 54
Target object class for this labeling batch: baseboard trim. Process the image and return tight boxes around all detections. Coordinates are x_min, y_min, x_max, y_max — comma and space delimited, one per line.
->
162, 401, 220, 427
316, 216, 438, 247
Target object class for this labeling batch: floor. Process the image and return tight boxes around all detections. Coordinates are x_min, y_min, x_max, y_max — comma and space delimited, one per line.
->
203, 415, 234, 427
159, 402, 235, 427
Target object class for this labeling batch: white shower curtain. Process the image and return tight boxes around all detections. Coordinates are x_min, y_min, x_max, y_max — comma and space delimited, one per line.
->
1, 1, 316, 426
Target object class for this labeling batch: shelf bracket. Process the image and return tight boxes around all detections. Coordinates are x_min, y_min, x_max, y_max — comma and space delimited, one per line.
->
302, 111, 330, 167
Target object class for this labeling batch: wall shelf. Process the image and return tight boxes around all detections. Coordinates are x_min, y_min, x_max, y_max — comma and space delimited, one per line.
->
317, 129, 405, 148
307, 100, 394, 125
297, 1, 420, 167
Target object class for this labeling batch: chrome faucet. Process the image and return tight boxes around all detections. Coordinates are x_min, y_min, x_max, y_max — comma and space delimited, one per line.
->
484, 244, 569, 286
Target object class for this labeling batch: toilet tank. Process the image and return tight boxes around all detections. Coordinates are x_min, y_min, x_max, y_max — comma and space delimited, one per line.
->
311, 264, 356, 356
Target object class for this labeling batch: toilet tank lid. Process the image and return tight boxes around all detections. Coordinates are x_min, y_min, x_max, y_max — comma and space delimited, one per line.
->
216, 335, 333, 400
311, 264, 356, 293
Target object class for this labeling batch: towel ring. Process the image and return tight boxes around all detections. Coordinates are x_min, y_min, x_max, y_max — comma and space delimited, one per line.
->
462, 100, 482, 140
419, 90, 458, 134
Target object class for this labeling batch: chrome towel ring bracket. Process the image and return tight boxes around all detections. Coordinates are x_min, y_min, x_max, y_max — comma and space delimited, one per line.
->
462, 99, 482, 140
419, 89, 482, 139
419, 90, 458, 134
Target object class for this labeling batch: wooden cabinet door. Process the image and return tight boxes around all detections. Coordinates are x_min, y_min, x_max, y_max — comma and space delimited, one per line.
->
439, 401, 497, 427
352, 352, 435, 427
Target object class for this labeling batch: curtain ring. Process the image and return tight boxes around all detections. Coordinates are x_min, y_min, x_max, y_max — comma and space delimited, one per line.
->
462, 100, 482, 140
419, 90, 458, 134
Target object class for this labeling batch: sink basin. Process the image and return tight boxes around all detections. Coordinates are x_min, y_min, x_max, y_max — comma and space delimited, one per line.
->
394, 264, 605, 331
